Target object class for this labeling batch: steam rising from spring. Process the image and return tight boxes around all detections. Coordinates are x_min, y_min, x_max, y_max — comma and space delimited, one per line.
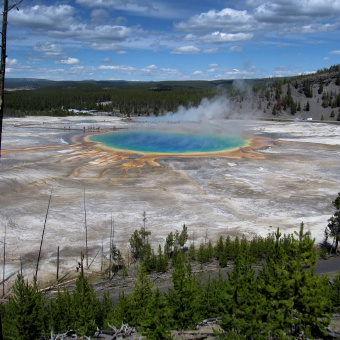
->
161, 95, 231, 122
143, 80, 258, 123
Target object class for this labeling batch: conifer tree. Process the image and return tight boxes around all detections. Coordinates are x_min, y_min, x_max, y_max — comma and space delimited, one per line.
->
232, 236, 240, 260
140, 288, 172, 339
155, 244, 168, 272
49, 288, 73, 334
221, 251, 266, 339
112, 292, 132, 328
259, 225, 331, 339
207, 240, 214, 260
129, 230, 143, 261
71, 275, 101, 336
130, 264, 153, 325
200, 271, 228, 319
188, 243, 196, 261
329, 272, 340, 311
290, 225, 331, 338
223, 235, 233, 265
197, 243, 209, 264
178, 224, 189, 247
215, 236, 224, 261
101, 292, 114, 329
165, 231, 174, 255
141, 243, 154, 272
4, 275, 46, 340
326, 193, 340, 252
167, 253, 201, 330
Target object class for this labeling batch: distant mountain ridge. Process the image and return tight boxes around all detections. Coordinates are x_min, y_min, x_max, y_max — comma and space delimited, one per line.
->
4, 65, 340, 122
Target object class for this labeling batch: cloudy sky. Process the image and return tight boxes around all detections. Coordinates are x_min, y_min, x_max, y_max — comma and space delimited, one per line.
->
4, 0, 340, 81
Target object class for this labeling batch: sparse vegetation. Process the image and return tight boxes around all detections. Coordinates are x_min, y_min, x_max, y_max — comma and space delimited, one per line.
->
2, 194, 340, 339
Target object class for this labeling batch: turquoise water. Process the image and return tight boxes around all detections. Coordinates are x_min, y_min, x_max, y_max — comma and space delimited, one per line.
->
90, 130, 247, 154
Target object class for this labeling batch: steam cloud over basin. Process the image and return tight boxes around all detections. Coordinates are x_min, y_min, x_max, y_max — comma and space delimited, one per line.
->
89, 130, 248, 154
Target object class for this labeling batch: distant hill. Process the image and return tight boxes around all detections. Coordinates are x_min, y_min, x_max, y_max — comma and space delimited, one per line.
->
247, 70, 340, 121
4, 78, 255, 91
4, 65, 340, 121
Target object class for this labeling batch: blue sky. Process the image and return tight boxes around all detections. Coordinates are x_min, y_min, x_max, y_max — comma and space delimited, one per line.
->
4, 0, 340, 81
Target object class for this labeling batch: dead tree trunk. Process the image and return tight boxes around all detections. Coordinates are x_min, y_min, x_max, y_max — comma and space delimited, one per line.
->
0, 0, 23, 162
84, 187, 88, 268
35, 190, 52, 279
56, 246, 59, 281
0, 0, 9, 163
2, 223, 6, 297
109, 213, 114, 279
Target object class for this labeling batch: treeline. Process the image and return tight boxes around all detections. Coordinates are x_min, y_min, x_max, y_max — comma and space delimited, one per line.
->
1, 224, 339, 340
3, 82, 215, 117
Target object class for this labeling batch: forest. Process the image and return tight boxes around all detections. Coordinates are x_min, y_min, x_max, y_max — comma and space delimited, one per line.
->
3, 64, 340, 120
1, 193, 340, 340
3, 81, 218, 117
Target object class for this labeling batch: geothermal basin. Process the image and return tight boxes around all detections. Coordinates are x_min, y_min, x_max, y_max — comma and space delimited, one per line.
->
1, 116, 340, 287
89, 130, 248, 154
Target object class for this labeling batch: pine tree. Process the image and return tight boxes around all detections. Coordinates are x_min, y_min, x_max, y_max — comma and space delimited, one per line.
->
164, 231, 174, 255
290, 100, 297, 115
71, 274, 101, 336
101, 292, 114, 329
329, 272, 340, 312
207, 240, 214, 260
325, 193, 340, 252
130, 264, 153, 325
112, 292, 132, 328
140, 288, 172, 339
200, 271, 228, 319
178, 224, 189, 247
129, 230, 143, 261
197, 243, 208, 264
167, 253, 201, 330
155, 244, 168, 272
290, 224, 331, 338
4, 275, 46, 340
223, 235, 232, 264
188, 243, 196, 261
141, 243, 155, 272
220, 251, 267, 339
259, 225, 331, 339
215, 236, 224, 261
49, 288, 73, 333
232, 236, 240, 260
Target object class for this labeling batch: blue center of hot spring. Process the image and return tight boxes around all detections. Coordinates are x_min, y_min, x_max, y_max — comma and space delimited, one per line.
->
89, 130, 247, 154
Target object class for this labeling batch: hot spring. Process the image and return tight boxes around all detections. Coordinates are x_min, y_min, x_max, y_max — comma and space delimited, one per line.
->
89, 130, 248, 154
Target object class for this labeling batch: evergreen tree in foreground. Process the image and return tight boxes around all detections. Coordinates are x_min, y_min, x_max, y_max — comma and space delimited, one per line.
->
71, 274, 101, 336
167, 252, 201, 330
140, 288, 172, 339
221, 251, 267, 339
130, 264, 153, 326
49, 288, 73, 334
4, 275, 46, 340
258, 224, 330, 339
325, 192, 340, 252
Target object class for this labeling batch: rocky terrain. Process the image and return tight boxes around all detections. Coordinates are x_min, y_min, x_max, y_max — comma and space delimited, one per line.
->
251, 71, 340, 121
0, 115, 339, 291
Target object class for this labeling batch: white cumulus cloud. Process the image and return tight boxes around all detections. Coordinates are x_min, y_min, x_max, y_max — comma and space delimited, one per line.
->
171, 46, 201, 54
58, 57, 80, 65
